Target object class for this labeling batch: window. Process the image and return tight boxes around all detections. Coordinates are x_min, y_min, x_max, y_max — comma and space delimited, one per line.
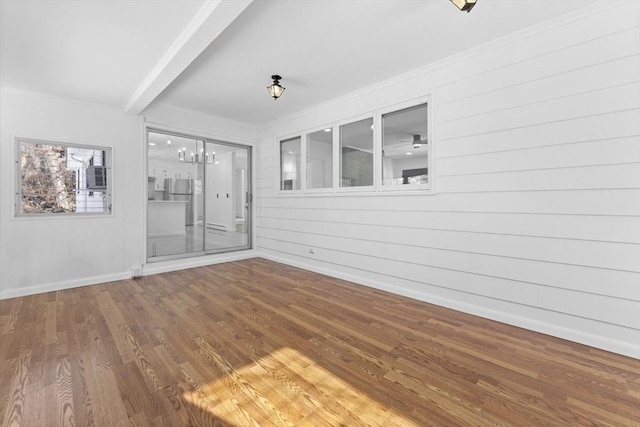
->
280, 136, 301, 190
382, 103, 428, 186
306, 129, 333, 189
277, 96, 432, 195
16, 139, 111, 215
340, 118, 373, 188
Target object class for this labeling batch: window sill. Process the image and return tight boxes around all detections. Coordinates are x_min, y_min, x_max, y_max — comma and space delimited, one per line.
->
13, 212, 114, 220
277, 186, 434, 197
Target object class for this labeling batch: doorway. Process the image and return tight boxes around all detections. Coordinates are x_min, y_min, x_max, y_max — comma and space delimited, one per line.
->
146, 129, 251, 262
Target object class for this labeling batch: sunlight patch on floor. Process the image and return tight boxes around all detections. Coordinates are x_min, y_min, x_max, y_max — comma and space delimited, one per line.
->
182, 346, 419, 426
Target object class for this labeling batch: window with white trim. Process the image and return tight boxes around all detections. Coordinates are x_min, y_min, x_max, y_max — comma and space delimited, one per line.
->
306, 128, 333, 189
339, 117, 374, 188
277, 97, 431, 194
280, 136, 301, 191
382, 103, 429, 187
16, 139, 112, 215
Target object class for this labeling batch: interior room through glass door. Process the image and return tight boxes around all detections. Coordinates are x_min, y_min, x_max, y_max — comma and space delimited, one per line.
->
147, 131, 205, 259
204, 141, 251, 253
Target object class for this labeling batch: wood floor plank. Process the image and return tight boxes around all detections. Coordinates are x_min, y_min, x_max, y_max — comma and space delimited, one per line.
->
1, 350, 30, 427
0, 299, 22, 338
55, 356, 75, 427
0, 258, 638, 426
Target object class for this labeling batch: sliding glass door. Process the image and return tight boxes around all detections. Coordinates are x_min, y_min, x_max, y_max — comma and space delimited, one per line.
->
146, 130, 251, 262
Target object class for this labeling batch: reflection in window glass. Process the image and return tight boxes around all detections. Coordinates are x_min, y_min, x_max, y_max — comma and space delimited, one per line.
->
339, 118, 373, 187
280, 136, 301, 190
382, 103, 428, 186
306, 129, 333, 189
17, 139, 111, 215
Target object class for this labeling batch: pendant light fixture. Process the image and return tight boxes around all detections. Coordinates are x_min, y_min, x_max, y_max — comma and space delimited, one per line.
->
450, 0, 477, 13
267, 75, 285, 100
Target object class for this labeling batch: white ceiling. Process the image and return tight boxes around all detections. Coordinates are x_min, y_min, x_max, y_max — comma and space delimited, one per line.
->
1, 0, 599, 128
0, 0, 206, 109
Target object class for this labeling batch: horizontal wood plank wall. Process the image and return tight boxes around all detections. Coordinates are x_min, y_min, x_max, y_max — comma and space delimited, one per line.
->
255, 3, 640, 357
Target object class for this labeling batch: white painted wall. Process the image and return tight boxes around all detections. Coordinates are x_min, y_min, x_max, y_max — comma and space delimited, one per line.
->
0, 93, 260, 297
255, 2, 640, 358
0, 86, 144, 297
143, 102, 259, 145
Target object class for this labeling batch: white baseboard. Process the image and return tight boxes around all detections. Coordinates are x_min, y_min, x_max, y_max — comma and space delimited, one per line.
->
259, 252, 640, 360
0, 272, 131, 300
206, 222, 227, 231
143, 249, 258, 276
148, 231, 186, 238
0, 250, 258, 299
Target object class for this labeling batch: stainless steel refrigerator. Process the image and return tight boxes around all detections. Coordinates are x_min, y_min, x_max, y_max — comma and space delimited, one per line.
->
164, 178, 195, 226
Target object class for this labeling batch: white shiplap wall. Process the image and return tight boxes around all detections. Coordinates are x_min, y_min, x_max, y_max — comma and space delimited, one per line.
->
255, 2, 640, 358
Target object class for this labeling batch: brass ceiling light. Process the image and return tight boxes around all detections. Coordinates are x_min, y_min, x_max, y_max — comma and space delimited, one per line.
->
267, 74, 285, 100
451, 0, 477, 13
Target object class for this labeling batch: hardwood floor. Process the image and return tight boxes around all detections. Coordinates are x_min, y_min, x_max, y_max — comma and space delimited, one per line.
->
0, 258, 638, 426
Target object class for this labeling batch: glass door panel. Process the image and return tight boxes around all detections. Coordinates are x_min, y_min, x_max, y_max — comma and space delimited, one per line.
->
204, 141, 251, 253
147, 130, 205, 259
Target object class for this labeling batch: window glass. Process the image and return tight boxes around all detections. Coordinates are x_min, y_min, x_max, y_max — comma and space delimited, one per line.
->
339, 118, 373, 187
280, 136, 301, 190
382, 103, 428, 186
17, 139, 111, 215
306, 129, 333, 189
